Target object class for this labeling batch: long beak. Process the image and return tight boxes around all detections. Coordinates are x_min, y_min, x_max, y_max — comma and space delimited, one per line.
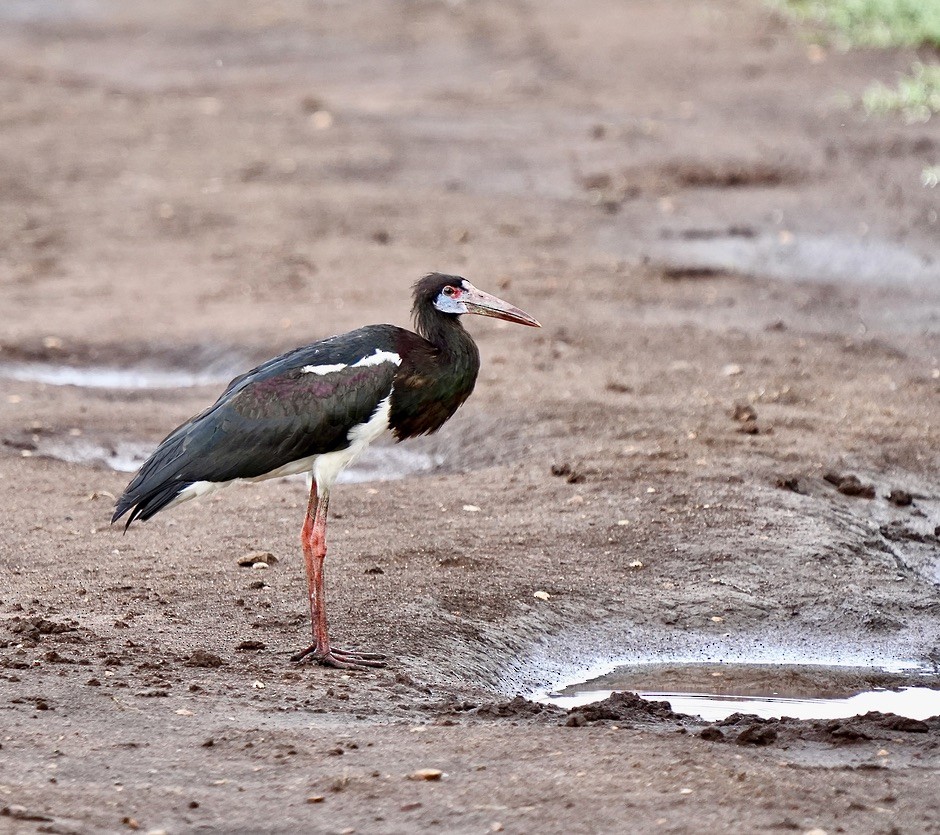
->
463, 284, 541, 328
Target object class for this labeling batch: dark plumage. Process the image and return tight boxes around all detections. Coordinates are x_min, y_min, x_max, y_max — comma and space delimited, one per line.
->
113, 273, 539, 668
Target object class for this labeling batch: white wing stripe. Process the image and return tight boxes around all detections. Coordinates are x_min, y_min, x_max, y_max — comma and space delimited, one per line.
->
301, 349, 400, 376
354, 349, 402, 368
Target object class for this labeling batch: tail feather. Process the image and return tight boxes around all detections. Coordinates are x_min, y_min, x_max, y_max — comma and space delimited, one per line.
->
112, 480, 193, 531
112, 430, 195, 529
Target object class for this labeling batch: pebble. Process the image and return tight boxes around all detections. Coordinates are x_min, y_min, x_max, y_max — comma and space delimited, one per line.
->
238, 552, 278, 568
462, 505, 481, 513
306, 795, 325, 804
408, 768, 443, 781
533, 590, 551, 601
309, 110, 334, 130
722, 363, 743, 377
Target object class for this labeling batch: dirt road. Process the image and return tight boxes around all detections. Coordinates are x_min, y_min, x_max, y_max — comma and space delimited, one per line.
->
1, 1, 939, 832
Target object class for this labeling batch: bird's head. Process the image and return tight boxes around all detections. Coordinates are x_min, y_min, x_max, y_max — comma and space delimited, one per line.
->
413, 273, 540, 328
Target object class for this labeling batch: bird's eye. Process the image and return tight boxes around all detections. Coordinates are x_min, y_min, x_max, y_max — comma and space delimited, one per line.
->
442, 286, 456, 297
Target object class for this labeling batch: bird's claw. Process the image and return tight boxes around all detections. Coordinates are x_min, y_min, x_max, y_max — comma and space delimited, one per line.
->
291, 644, 387, 669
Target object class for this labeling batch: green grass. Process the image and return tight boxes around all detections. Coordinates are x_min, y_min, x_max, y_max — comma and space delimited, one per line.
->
863, 62, 940, 122
776, 0, 940, 48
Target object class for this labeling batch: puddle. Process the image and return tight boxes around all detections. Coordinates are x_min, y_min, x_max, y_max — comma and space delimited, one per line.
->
0, 362, 239, 390
28, 435, 442, 483
539, 661, 940, 721
0, 0, 100, 23
31, 438, 157, 473
645, 232, 940, 288
334, 445, 443, 484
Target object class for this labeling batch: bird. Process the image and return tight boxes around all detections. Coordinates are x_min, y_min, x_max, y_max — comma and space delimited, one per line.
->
112, 273, 540, 669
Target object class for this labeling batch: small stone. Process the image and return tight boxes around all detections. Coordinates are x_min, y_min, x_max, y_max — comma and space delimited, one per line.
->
887, 489, 913, 507
236, 640, 265, 651
251, 680, 266, 690
306, 795, 325, 804
309, 110, 333, 130
731, 403, 757, 422
803, 829, 827, 835
252, 562, 269, 570
408, 768, 443, 781
616, 519, 630, 526
836, 475, 875, 499
710, 616, 724, 623
605, 380, 632, 393
533, 590, 551, 601
175, 709, 194, 716
238, 552, 278, 568
628, 560, 643, 569
187, 649, 224, 668
462, 505, 481, 513
123, 818, 140, 831
722, 363, 743, 377
566, 495, 585, 505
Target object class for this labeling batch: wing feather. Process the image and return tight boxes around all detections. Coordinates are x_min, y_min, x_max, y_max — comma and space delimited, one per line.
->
113, 326, 404, 526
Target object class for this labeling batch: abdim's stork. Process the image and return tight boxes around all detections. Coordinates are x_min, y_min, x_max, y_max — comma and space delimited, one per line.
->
112, 274, 540, 668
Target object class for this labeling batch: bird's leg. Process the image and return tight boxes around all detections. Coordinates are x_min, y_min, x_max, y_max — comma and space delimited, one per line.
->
291, 482, 385, 669
300, 479, 321, 633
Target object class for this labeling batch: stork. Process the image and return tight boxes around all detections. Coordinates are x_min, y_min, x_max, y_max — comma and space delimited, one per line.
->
112, 274, 540, 669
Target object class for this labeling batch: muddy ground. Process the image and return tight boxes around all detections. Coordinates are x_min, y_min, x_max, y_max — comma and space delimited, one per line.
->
2, 1, 940, 832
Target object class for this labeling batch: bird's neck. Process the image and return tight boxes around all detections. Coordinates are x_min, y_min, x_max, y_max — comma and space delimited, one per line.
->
412, 306, 481, 399
413, 307, 479, 370
390, 306, 481, 440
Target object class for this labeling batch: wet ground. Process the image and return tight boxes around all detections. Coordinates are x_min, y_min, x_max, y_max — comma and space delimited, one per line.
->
2, 1, 940, 832
543, 661, 940, 719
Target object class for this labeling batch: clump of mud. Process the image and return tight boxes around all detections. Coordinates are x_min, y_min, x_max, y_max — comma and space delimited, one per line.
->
565, 691, 681, 727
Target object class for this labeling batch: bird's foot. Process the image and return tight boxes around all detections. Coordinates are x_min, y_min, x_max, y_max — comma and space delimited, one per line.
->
291, 644, 387, 669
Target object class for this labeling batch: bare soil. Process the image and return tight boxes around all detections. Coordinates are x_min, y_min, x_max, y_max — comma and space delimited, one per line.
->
1, 1, 939, 833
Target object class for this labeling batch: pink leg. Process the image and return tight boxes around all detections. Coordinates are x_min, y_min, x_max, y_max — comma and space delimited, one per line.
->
290, 482, 386, 669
